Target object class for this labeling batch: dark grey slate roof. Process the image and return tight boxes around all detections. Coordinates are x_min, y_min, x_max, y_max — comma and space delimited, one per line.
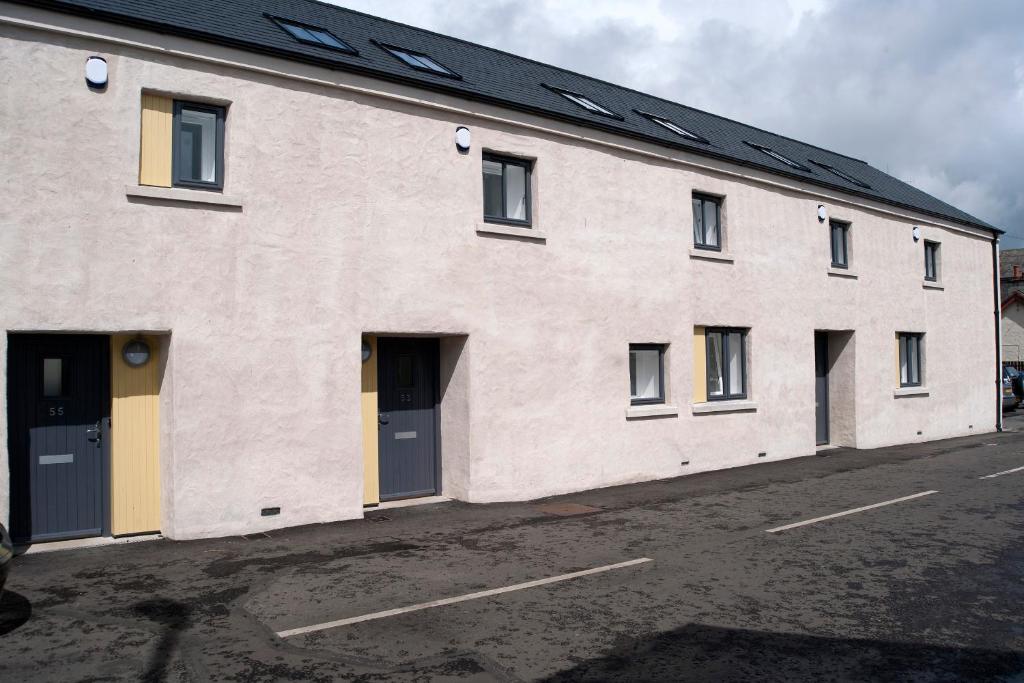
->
22, 0, 1000, 234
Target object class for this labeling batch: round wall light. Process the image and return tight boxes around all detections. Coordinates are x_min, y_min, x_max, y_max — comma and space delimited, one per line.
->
817, 204, 827, 223
122, 338, 151, 367
455, 126, 471, 152
912, 226, 921, 242
362, 340, 373, 363
85, 56, 108, 89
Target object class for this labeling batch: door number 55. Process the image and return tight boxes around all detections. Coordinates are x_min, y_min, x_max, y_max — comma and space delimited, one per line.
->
49, 406, 65, 416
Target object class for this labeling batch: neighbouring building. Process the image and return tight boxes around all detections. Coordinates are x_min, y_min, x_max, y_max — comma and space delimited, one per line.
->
1001, 249, 1024, 365
0, 0, 1004, 542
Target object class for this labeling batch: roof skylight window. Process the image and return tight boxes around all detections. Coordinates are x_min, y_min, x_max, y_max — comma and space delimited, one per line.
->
745, 142, 812, 172
381, 44, 459, 77
271, 17, 356, 54
634, 110, 708, 143
811, 160, 871, 189
545, 86, 621, 119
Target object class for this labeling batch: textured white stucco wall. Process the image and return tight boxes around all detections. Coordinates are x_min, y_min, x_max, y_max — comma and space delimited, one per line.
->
0, 8, 998, 539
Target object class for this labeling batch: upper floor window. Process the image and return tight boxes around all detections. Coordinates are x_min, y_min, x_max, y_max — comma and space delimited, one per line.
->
271, 17, 357, 54
692, 193, 722, 250
707, 328, 747, 400
173, 101, 225, 190
380, 44, 459, 77
810, 160, 871, 189
630, 344, 665, 405
635, 110, 708, 143
830, 220, 850, 268
139, 94, 225, 191
898, 333, 924, 387
545, 85, 621, 119
482, 154, 531, 226
745, 142, 812, 172
924, 241, 940, 281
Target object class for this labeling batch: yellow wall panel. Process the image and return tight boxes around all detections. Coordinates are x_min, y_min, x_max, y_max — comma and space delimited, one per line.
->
139, 94, 172, 187
361, 336, 380, 505
111, 334, 162, 535
693, 327, 707, 403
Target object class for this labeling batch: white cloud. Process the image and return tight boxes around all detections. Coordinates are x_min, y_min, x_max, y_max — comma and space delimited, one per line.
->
330, 0, 1024, 246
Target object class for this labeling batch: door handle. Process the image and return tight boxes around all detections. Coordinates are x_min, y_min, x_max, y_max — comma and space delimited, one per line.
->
86, 421, 102, 444
378, 414, 389, 425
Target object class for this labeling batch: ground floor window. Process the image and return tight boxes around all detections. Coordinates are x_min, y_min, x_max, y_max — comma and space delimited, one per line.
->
629, 344, 665, 405
707, 328, 747, 400
898, 332, 924, 386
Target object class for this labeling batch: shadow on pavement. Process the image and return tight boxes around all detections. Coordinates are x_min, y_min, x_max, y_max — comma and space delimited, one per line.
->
0, 590, 32, 636
133, 597, 192, 682
542, 623, 1024, 682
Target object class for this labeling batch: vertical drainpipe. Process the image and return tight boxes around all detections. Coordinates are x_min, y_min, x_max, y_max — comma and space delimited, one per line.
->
994, 236, 1003, 432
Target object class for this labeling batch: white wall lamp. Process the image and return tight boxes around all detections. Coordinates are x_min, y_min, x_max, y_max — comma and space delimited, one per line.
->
817, 204, 827, 223
455, 126, 471, 153
912, 226, 921, 242
122, 338, 151, 367
85, 56, 108, 89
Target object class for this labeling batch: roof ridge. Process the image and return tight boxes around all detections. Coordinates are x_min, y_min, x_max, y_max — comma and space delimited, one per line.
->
299, 1, 870, 165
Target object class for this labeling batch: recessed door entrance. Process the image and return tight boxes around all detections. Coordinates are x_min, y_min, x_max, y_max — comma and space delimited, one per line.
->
815, 331, 830, 446
7, 334, 111, 543
377, 338, 439, 501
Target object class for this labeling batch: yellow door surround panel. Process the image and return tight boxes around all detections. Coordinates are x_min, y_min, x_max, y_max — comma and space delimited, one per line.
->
110, 334, 162, 535
361, 335, 380, 506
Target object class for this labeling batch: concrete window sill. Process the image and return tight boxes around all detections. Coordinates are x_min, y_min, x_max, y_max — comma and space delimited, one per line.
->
689, 248, 735, 263
692, 400, 758, 414
126, 184, 243, 207
827, 267, 858, 279
477, 223, 546, 241
894, 387, 930, 398
922, 281, 944, 290
626, 404, 679, 419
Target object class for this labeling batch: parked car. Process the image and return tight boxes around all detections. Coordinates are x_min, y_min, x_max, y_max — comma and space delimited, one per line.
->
0, 523, 12, 594
1003, 366, 1021, 411
1007, 365, 1024, 399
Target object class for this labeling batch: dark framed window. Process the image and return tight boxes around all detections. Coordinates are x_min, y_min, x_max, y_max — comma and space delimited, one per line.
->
172, 101, 225, 190
482, 154, 532, 226
706, 328, 747, 400
692, 193, 722, 250
543, 85, 622, 120
634, 110, 709, 143
924, 241, 939, 281
898, 333, 924, 387
269, 17, 357, 54
810, 160, 871, 189
379, 43, 459, 78
744, 142, 812, 172
830, 220, 849, 268
630, 344, 665, 405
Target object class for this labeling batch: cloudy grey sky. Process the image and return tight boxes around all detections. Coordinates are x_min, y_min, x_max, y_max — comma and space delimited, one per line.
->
332, 0, 1024, 248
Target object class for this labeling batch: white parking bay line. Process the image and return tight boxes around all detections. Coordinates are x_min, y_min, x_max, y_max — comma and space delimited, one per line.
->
979, 465, 1024, 479
275, 557, 654, 638
765, 491, 939, 534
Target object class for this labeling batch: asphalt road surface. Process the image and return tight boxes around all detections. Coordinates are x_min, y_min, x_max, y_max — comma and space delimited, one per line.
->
3, 418, 1023, 681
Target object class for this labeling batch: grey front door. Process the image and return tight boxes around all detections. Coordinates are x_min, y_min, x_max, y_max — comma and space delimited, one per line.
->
815, 332, 829, 446
7, 334, 110, 543
377, 338, 439, 501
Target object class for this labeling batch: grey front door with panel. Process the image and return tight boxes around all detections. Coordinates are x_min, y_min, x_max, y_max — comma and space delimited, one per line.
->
815, 332, 829, 446
7, 334, 110, 543
377, 338, 438, 501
